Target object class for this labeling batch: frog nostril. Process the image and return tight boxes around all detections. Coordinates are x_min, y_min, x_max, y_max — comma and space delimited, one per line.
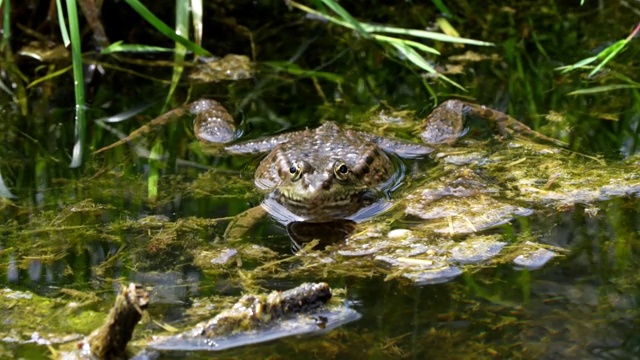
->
365, 155, 375, 165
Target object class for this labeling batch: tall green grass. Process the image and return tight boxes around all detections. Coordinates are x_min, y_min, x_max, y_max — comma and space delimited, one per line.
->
0, 0, 11, 50
51, 0, 210, 167
60, 0, 86, 168
558, 22, 640, 95
43, 0, 492, 167
289, 0, 493, 90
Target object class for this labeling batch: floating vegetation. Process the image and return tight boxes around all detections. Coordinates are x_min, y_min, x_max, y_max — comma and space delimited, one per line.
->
149, 283, 361, 352
1, 1, 640, 358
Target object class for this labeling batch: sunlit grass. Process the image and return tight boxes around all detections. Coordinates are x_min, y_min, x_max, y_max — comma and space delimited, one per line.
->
288, 0, 494, 90
59, 0, 86, 168
557, 22, 640, 77
566, 83, 640, 96
100, 41, 176, 55
48, 0, 210, 167
0, 0, 11, 50
191, 0, 204, 47
42, 0, 492, 166
558, 22, 640, 95
165, 0, 189, 108
99, 0, 207, 57
121, 0, 210, 57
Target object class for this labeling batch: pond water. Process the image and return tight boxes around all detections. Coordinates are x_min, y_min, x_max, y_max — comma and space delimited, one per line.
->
1, 1, 640, 359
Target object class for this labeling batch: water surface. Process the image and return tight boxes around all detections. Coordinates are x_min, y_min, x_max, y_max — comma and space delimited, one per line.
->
1, 1, 640, 358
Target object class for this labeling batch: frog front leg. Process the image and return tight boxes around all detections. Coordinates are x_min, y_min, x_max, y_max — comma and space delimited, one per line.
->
420, 99, 567, 147
358, 132, 436, 159
192, 99, 238, 144
223, 205, 268, 241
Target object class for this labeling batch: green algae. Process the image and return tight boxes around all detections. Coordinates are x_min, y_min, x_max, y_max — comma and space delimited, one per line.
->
0, 132, 637, 357
1, 288, 106, 339
1, 1, 640, 358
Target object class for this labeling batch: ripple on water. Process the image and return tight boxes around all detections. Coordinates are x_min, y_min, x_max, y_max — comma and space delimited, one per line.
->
375, 255, 464, 285
407, 194, 533, 235
449, 236, 507, 264
513, 242, 558, 270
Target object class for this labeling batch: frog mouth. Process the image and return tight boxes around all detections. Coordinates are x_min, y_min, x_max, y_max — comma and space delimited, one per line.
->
269, 189, 377, 221
275, 188, 377, 208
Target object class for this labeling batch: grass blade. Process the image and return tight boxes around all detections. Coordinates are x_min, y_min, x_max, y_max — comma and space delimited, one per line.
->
318, 0, 369, 38
123, 0, 210, 56
165, 0, 189, 108
555, 55, 599, 73
373, 34, 440, 55
567, 84, 640, 95
148, 141, 163, 202
1, 0, 10, 50
588, 40, 627, 78
55, 0, 70, 46
289, 1, 358, 31
436, 18, 460, 38
431, 0, 453, 16
290, 1, 492, 47
366, 25, 493, 46
191, 0, 203, 46
558, 23, 639, 78
101, 41, 176, 54
27, 65, 72, 88
263, 61, 344, 82
64, 0, 86, 168
391, 42, 464, 91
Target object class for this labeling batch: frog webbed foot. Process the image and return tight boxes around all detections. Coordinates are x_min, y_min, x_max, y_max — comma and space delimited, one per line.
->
422, 99, 567, 148
223, 205, 268, 241
191, 99, 239, 144
420, 99, 469, 145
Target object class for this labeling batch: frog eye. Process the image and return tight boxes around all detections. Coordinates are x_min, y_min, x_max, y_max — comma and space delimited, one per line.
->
289, 162, 303, 181
334, 162, 349, 180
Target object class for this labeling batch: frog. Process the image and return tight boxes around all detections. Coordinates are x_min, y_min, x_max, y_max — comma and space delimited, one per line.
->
93, 98, 565, 232
189, 54, 254, 83
191, 99, 566, 226
101, 100, 637, 284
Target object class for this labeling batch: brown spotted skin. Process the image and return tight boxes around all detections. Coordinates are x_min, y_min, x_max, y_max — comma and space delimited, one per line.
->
193, 100, 564, 221
192, 99, 237, 143
420, 99, 467, 145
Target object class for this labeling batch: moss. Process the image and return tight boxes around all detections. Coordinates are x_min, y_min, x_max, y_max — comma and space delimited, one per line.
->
1, 288, 105, 335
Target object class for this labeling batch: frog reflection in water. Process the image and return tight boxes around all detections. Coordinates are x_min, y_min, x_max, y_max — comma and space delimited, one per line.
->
192, 99, 565, 226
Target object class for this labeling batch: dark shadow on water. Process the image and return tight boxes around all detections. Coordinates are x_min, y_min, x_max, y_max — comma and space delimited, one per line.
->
287, 219, 357, 252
